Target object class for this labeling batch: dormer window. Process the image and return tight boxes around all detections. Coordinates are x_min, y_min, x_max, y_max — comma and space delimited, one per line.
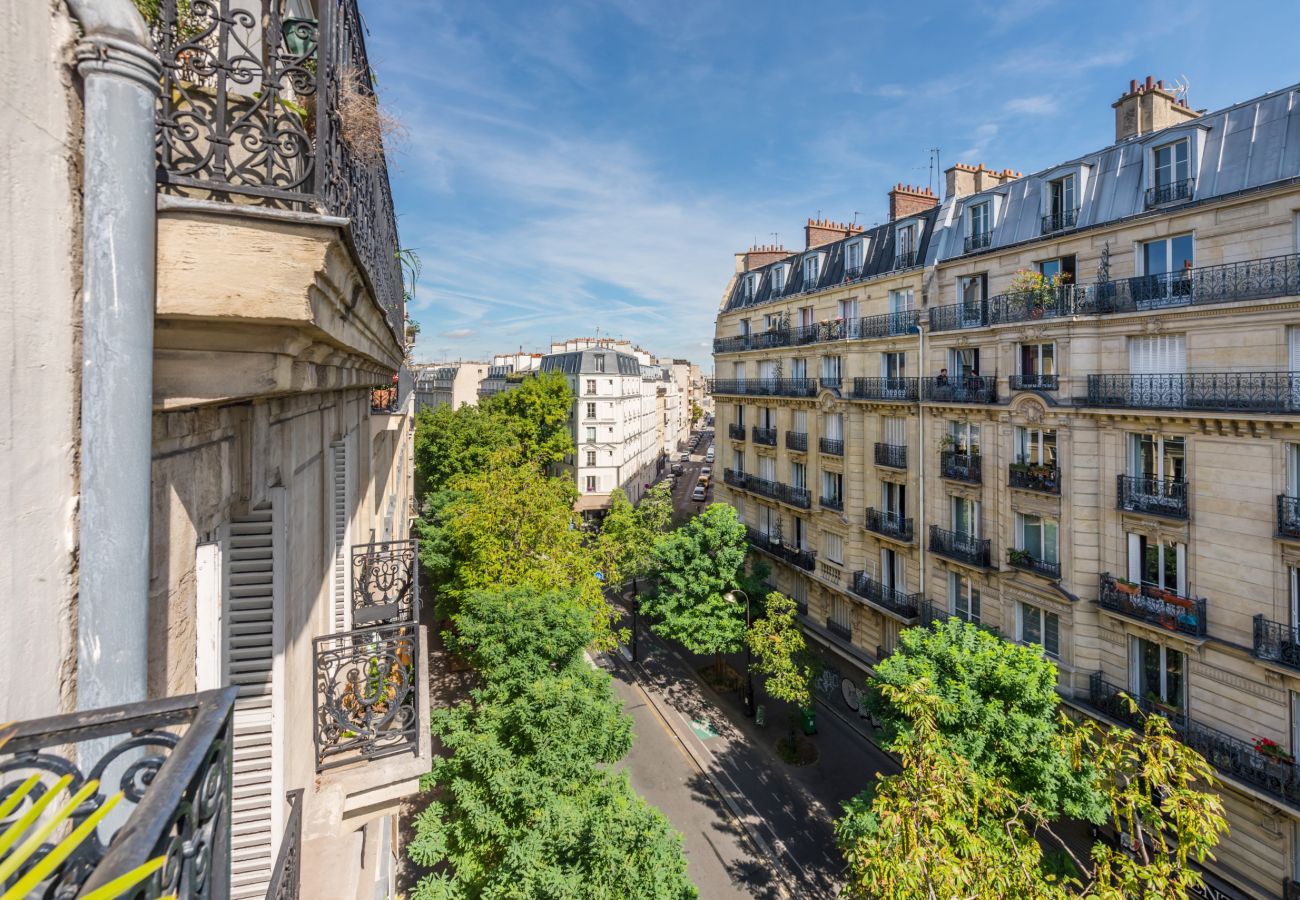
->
1043, 174, 1077, 232
894, 224, 917, 269
965, 202, 991, 252
845, 240, 864, 276
593, 354, 606, 373
803, 254, 821, 288
1149, 138, 1192, 206
771, 264, 787, 293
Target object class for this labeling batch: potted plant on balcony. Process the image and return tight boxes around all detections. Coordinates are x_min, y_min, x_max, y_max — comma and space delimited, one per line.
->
938, 434, 956, 452
1113, 577, 1140, 595
1007, 547, 1035, 568
1253, 737, 1296, 766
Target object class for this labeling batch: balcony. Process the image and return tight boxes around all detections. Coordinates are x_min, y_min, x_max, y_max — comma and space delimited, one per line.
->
940, 450, 981, 484
728, 423, 746, 441
923, 376, 997, 404
0, 687, 238, 897
752, 425, 778, 446
1254, 615, 1300, 670
785, 431, 808, 452
1041, 207, 1079, 233
826, 618, 853, 642
929, 525, 992, 568
1006, 548, 1061, 580
712, 329, 792, 353
723, 469, 811, 508
865, 507, 913, 542
929, 285, 1080, 332
153, 0, 403, 343
1083, 372, 1300, 413
266, 788, 304, 900
1083, 672, 1299, 811
819, 437, 844, 456
791, 320, 847, 346
874, 442, 907, 469
1145, 177, 1195, 208
818, 562, 844, 586
851, 377, 919, 402
1097, 573, 1206, 638
1009, 373, 1059, 392
1279, 495, 1300, 539
820, 376, 843, 392
893, 250, 918, 270
854, 309, 920, 339
707, 378, 819, 398
1008, 463, 1060, 494
1117, 474, 1188, 519
745, 527, 817, 571
964, 231, 992, 253
850, 571, 922, 621
820, 494, 845, 512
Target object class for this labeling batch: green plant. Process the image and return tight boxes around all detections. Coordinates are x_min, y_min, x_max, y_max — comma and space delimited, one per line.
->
1007, 547, 1035, 566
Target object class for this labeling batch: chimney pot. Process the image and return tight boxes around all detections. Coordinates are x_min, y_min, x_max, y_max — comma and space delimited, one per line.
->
1130, 79, 1138, 92
1145, 75, 1154, 90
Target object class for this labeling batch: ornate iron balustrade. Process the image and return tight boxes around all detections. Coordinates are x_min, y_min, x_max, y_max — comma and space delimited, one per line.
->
723, 469, 811, 508
820, 494, 844, 512
1117, 474, 1188, 519
874, 442, 907, 469
266, 789, 304, 900
964, 231, 991, 252
1279, 495, 1300, 539
1145, 177, 1195, 207
853, 309, 919, 339
1085, 672, 1300, 810
785, 431, 808, 451
314, 623, 421, 771
1009, 463, 1060, 494
819, 437, 844, 456
713, 334, 750, 353
842, 265, 866, 283
865, 508, 913, 542
940, 450, 981, 483
153, 0, 404, 342
712, 330, 791, 353
706, 378, 819, 398
1078, 252, 1300, 314
744, 527, 816, 571
751, 425, 777, 446
929, 526, 991, 568
1041, 207, 1079, 233
1253, 614, 1300, 670
850, 571, 921, 620
1009, 373, 1059, 391
1007, 550, 1061, 580
352, 539, 419, 626
929, 286, 1079, 333
893, 250, 917, 270
0, 688, 236, 899
923, 376, 997, 404
851, 377, 919, 402
728, 423, 746, 441
1084, 372, 1300, 413
826, 618, 853, 641
820, 376, 842, 392
791, 321, 847, 345
371, 384, 399, 414
1098, 573, 1206, 637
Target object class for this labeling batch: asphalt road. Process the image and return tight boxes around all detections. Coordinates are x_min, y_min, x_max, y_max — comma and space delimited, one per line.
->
669, 429, 715, 522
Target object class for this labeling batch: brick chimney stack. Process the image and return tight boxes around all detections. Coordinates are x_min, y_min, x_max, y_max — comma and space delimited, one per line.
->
944, 163, 1023, 200
804, 218, 864, 250
888, 184, 938, 221
734, 243, 793, 273
1112, 75, 1199, 142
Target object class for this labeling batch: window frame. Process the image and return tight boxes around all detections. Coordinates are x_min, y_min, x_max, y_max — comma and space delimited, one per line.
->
1018, 602, 1060, 657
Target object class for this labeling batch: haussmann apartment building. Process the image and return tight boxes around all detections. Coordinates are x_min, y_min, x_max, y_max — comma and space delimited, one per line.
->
711, 76, 1300, 899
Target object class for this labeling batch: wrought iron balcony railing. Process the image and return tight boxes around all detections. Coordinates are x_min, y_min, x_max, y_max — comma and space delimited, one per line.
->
153, 0, 404, 342
1041, 207, 1079, 233
1253, 614, 1300, 670
1279, 495, 1300, 539
853, 309, 920, 339
728, 423, 746, 441
1145, 177, 1195, 207
1098, 573, 1206, 637
964, 231, 992, 252
745, 527, 817, 571
865, 508, 913, 542
923, 376, 997, 404
1084, 672, 1299, 810
850, 571, 921, 621
1007, 549, 1061, 580
785, 431, 808, 451
819, 437, 844, 456
791, 320, 847, 345
929, 525, 991, 568
1117, 474, 1189, 519
893, 250, 918, 270
1084, 372, 1300, 413
723, 469, 811, 508
0, 687, 237, 898
1009, 373, 1059, 391
820, 494, 844, 512
371, 385, 400, 414
314, 623, 421, 771
929, 285, 1081, 332
918, 600, 1002, 637
826, 618, 853, 641
752, 425, 778, 446
851, 377, 919, 402
842, 265, 866, 284
940, 450, 981, 483
712, 330, 791, 353
1009, 463, 1060, 494
266, 789, 304, 900
352, 539, 419, 626
874, 442, 907, 469
707, 378, 819, 398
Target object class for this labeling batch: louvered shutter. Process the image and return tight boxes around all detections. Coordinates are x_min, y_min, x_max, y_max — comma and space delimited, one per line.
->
329, 441, 350, 633
225, 504, 283, 899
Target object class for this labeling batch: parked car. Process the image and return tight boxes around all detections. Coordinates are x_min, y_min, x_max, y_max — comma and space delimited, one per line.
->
671, 463, 683, 475
705, 450, 715, 463
691, 484, 707, 501
680, 452, 690, 461
700, 466, 712, 477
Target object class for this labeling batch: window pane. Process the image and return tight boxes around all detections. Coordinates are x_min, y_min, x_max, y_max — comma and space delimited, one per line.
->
1143, 240, 1169, 276
1045, 612, 1060, 656
1141, 639, 1162, 700
1043, 521, 1059, 564
1041, 343, 1055, 374
1171, 234, 1194, 271
1166, 648, 1185, 707
1022, 605, 1041, 645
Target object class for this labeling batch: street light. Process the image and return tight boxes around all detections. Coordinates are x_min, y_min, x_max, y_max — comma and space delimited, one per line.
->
725, 589, 755, 717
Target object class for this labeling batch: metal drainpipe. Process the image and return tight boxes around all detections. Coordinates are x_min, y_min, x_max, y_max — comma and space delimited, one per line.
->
917, 318, 928, 610
67, 0, 161, 710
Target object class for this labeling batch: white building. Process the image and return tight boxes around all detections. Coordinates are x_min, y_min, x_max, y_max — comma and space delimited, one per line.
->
414, 363, 489, 412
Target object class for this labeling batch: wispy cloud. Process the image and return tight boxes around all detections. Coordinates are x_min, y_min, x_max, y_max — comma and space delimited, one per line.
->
1004, 95, 1056, 116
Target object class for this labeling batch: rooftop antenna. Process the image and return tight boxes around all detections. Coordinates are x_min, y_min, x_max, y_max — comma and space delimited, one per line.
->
771, 232, 779, 247
1171, 74, 1190, 105
929, 147, 941, 196
852, 211, 860, 226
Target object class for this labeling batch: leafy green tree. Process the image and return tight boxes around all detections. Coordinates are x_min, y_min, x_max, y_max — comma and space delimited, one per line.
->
595, 484, 673, 589
412, 404, 513, 498
690, 402, 703, 426
746, 591, 815, 709
642, 503, 748, 673
866, 617, 1106, 822
482, 370, 575, 468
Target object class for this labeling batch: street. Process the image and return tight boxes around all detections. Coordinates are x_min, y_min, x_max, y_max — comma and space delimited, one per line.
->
669, 428, 715, 523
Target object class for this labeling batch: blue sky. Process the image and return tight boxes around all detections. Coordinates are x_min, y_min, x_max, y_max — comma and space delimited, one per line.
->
364, 0, 1300, 369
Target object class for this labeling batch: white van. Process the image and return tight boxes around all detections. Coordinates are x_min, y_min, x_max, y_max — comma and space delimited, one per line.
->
705, 445, 715, 462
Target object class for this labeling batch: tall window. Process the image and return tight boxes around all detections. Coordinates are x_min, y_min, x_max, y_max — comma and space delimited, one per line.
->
803, 254, 820, 287
585, 450, 596, 466
838, 298, 858, 320
824, 532, 843, 565
585, 401, 596, 419
823, 413, 843, 441
882, 481, 906, 518
791, 461, 806, 490
830, 595, 852, 630
1015, 427, 1057, 466
846, 240, 863, 273
952, 496, 980, 538
822, 471, 843, 504
758, 456, 776, 481
585, 379, 596, 394
1127, 534, 1186, 595
790, 358, 807, 380
1016, 513, 1059, 564
889, 288, 915, 312
585, 427, 597, 443
760, 406, 776, 428
1036, 254, 1076, 282
1129, 433, 1185, 482
792, 410, 807, 435
882, 351, 906, 380
950, 573, 981, 624
1130, 637, 1185, 710
792, 515, 806, 550
821, 355, 842, 383
1049, 174, 1076, 218
1141, 235, 1194, 279
771, 264, 786, 293
949, 421, 980, 455
593, 354, 606, 373
1019, 603, 1060, 657
949, 347, 980, 380
1019, 343, 1055, 383
585, 475, 597, 492
883, 416, 906, 449
896, 224, 916, 259
799, 306, 814, 327
1153, 139, 1190, 190
959, 274, 987, 326
969, 201, 990, 239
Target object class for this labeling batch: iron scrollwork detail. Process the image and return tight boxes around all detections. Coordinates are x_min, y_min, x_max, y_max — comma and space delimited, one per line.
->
350, 539, 419, 626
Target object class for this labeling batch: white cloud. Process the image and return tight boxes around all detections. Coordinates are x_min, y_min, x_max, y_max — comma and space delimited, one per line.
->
441, 328, 476, 339
1004, 95, 1056, 115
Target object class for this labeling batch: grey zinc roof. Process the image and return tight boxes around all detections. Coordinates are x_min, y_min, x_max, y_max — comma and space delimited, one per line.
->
932, 82, 1300, 262
540, 349, 641, 376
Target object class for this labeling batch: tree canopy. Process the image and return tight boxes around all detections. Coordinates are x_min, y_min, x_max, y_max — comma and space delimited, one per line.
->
745, 591, 815, 709
481, 370, 575, 469
594, 484, 673, 589
413, 403, 514, 499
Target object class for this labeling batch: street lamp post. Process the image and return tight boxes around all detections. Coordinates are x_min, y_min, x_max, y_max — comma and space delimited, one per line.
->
725, 589, 755, 717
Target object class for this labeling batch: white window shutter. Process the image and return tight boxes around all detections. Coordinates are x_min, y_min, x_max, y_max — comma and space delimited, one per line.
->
329, 441, 350, 634
1176, 542, 1187, 595
1127, 533, 1142, 583
225, 500, 284, 898
1290, 326, 1300, 373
